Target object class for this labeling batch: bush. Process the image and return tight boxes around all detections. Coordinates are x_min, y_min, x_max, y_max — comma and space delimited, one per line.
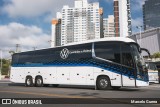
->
152, 52, 160, 58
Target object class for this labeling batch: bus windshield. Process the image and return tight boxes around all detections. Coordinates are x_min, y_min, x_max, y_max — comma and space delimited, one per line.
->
131, 44, 148, 80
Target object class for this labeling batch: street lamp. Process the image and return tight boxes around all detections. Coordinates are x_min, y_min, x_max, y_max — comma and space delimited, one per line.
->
136, 26, 143, 47
32, 47, 37, 51
48, 40, 55, 47
0, 49, 2, 80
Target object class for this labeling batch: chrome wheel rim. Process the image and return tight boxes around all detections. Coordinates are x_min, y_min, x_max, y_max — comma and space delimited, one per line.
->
100, 79, 108, 88
37, 79, 42, 85
27, 79, 31, 85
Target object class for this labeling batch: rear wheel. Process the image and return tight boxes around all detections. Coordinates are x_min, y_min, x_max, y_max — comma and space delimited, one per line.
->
25, 76, 33, 87
96, 76, 111, 90
35, 76, 43, 87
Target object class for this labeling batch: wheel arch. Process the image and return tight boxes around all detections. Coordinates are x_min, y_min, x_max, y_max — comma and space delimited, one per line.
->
25, 75, 33, 81
35, 75, 43, 82
96, 75, 111, 82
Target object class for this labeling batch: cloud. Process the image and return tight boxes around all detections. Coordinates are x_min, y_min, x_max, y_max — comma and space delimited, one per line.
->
0, 22, 50, 58
1, 0, 112, 22
132, 17, 143, 33
2, 0, 74, 18
88, 0, 112, 3
131, 0, 146, 11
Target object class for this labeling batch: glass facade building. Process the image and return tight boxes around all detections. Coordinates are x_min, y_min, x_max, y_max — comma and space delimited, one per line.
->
143, 0, 160, 30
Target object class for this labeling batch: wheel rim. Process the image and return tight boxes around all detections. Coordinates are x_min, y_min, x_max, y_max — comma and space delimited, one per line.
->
27, 79, 31, 85
99, 79, 108, 88
37, 79, 42, 85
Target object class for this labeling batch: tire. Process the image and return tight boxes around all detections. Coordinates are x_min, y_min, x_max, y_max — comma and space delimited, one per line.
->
96, 76, 111, 90
35, 76, 43, 87
112, 86, 121, 90
25, 76, 33, 87
53, 84, 59, 87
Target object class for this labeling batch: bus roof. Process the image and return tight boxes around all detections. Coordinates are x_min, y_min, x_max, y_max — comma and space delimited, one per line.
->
14, 37, 136, 54
63, 37, 135, 46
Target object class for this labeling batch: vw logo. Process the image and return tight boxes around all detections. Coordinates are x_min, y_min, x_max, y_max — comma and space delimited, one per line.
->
60, 48, 70, 59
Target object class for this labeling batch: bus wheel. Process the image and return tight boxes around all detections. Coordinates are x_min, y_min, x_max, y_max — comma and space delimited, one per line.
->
96, 76, 111, 90
25, 76, 33, 87
35, 76, 43, 87
53, 84, 59, 87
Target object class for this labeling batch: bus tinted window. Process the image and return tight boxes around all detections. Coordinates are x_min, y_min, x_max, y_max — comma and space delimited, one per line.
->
12, 43, 92, 65
94, 42, 121, 63
121, 44, 134, 68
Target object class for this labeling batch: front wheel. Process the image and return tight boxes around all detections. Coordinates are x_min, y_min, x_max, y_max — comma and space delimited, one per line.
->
96, 76, 111, 90
35, 76, 43, 87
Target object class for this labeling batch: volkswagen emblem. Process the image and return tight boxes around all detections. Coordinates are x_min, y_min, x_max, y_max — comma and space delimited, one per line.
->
60, 48, 70, 59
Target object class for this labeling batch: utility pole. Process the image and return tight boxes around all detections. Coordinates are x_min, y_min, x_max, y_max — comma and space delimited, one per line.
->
136, 26, 143, 47
16, 44, 21, 53
32, 47, 37, 51
0, 49, 2, 80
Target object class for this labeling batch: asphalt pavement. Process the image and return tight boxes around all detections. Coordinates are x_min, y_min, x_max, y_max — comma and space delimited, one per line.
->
0, 80, 160, 107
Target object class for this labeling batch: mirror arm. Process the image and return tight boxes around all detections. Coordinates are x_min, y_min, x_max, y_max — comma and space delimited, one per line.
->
141, 48, 151, 58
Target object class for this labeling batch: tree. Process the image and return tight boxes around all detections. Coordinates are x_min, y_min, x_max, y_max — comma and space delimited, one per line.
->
152, 52, 160, 58
0, 59, 10, 75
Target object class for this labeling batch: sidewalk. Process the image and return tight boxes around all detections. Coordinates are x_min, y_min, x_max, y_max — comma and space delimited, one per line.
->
0, 77, 10, 83
149, 83, 160, 87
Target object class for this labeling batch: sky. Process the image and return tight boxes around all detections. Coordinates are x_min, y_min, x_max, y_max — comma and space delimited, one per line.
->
0, 0, 146, 58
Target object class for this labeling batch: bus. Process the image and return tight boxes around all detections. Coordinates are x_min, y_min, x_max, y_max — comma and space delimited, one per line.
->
10, 37, 149, 90
146, 61, 159, 83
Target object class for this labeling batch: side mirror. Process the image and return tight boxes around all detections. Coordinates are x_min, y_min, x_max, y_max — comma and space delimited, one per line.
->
141, 48, 151, 58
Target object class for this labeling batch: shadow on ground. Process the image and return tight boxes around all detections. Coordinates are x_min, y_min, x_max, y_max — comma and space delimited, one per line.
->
8, 83, 143, 92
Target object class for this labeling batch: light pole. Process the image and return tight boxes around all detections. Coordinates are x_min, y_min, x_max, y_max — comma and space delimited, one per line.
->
0, 49, 2, 80
48, 40, 55, 47
32, 47, 37, 51
136, 26, 143, 47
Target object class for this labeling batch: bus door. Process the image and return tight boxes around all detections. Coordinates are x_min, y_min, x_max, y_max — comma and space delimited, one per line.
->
121, 44, 136, 86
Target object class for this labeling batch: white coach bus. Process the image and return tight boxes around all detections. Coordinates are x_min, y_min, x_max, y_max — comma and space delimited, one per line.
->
10, 37, 150, 90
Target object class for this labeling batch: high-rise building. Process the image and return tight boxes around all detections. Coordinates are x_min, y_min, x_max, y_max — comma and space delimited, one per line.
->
51, 18, 61, 47
52, 0, 103, 46
99, 8, 104, 38
114, 0, 132, 37
143, 0, 160, 30
114, 0, 119, 37
103, 15, 115, 37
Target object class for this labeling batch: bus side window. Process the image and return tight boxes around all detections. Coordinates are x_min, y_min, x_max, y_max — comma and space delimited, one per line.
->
12, 54, 19, 65
121, 44, 134, 68
95, 42, 121, 63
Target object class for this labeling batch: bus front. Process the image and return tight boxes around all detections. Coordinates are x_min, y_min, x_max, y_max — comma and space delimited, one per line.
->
131, 43, 149, 87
